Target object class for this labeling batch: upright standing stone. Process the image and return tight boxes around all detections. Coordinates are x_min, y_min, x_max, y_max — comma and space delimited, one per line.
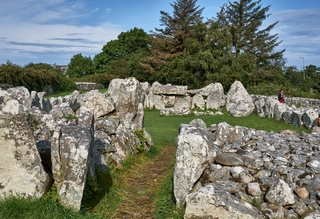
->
51, 124, 94, 211
0, 88, 51, 199
117, 77, 145, 130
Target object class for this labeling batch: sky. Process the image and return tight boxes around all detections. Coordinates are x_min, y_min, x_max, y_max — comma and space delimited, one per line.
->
1, 0, 320, 70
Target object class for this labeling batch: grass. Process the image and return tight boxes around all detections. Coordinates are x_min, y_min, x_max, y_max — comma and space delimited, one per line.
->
144, 109, 310, 148
0, 197, 99, 219
0, 108, 311, 219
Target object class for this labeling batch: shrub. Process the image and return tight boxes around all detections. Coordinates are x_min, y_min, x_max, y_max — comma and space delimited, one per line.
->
0, 62, 77, 93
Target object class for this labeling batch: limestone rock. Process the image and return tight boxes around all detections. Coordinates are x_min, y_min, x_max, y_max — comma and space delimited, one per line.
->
174, 122, 218, 205
82, 90, 115, 118
0, 89, 51, 199
191, 93, 205, 110
206, 83, 224, 110
151, 83, 187, 95
117, 77, 145, 130
184, 184, 264, 219
106, 78, 125, 107
226, 81, 253, 112
51, 124, 94, 211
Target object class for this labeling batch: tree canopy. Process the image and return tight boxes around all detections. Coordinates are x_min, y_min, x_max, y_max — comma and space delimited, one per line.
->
94, 27, 151, 74
217, 0, 285, 69
66, 53, 95, 78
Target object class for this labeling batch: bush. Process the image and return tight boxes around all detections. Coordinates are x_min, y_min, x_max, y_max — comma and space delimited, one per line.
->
0, 62, 77, 93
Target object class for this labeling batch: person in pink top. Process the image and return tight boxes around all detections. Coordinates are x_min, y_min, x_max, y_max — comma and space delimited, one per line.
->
278, 90, 285, 103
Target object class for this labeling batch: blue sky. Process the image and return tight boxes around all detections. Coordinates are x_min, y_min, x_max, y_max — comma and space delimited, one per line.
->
1, 0, 320, 70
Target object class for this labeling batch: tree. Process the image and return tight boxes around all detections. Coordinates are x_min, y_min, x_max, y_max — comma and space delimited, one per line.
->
155, 0, 204, 52
142, 0, 205, 84
94, 28, 150, 73
66, 53, 95, 78
217, 0, 285, 69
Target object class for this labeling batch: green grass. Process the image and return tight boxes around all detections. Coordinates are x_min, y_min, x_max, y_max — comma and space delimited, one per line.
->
144, 109, 310, 148
153, 155, 185, 219
0, 109, 311, 219
0, 197, 100, 219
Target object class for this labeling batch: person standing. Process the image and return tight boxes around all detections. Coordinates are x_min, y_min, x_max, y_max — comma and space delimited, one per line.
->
318, 107, 320, 127
278, 90, 285, 103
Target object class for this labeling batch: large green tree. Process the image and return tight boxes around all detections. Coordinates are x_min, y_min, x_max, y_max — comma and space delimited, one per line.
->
94, 27, 150, 73
142, 0, 205, 85
217, 0, 285, 69
66, 53, 95, 78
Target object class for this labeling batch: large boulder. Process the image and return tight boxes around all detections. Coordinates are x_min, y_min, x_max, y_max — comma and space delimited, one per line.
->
151, 82, 187, 95
206, 83, 224, 110
226, 81, 254, 117
229, 100, 255, 117
191, 93, 205, 110
274, 102, 290, 121
106, 78, 125, 107
174, 95, 191, 112
174, 120, 218, 205
184, 184, 264, 219
110, 124, 141, 164
82, 90, 115, 118
0, 88, 51, 199
51, 108, 95, 211
117, 77, 146, 130
301, 108, 318, 128
146, 93, 165, 110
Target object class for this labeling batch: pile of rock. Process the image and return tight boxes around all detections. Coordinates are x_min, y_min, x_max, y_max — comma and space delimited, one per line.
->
174, 119, 320, 218
0, 77, 153, 211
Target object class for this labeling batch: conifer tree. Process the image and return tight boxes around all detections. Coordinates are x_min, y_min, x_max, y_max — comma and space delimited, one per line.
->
217, 0, 285, 68
142, 0, 204, 84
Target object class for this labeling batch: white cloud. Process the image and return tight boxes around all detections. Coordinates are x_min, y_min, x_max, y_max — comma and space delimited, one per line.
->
0, 0, 123, 65
270, 8, 320, 67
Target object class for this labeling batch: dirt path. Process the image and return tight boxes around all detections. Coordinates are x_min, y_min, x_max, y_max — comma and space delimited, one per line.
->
112, 146, 176, 219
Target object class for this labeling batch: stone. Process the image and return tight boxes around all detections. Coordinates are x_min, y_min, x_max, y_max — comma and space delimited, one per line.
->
191, 93, 205, 110
215, 153, 244, 166
247, 182, 262, 196
174, 95, 191, 112
82, 90, 115, 118
106, 78, 125, 106
174, 123, 218, 205
151, 83, 187, 95
117, 77, 145, 130
184, 184, 264, 219
0, 89, 51, 199
295, 187, 309, 199
206, 83, 224, 110
226, 80, 253, 112
264, 179, 295, 205
51, 124, 94, 211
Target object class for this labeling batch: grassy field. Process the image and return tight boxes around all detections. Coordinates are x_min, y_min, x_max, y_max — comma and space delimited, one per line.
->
0, 109, 311, 219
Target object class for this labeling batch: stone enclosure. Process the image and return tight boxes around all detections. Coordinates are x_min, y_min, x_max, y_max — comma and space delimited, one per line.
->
1, 77, 320, 218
